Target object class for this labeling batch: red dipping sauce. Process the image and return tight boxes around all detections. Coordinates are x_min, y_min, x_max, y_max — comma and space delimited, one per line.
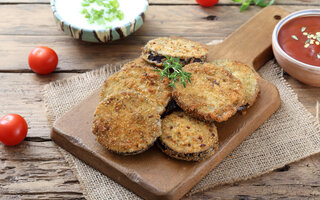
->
278, 16, 320, 66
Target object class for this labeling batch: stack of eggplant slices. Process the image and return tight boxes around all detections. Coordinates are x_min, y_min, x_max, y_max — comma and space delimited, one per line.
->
92, 37, 260, 161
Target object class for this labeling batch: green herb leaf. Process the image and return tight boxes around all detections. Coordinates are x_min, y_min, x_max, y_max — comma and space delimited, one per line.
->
88, 18, 95, 24
301, 27, 307, 32
110, 0, 119, 8
233, 0, 274, 12
96, 17, 105, 25
305, 39, 310, 44
85, 13, 91, 19
96, 0, 104, 6
253, 0, 274, 7
117, 11, 124, 20
80, 0, 124, 26
81, 8, 88, 14
291, 35, 298, 41
156, 56, 192, 88
240, 0, 251, 12
317, 53, 320, 59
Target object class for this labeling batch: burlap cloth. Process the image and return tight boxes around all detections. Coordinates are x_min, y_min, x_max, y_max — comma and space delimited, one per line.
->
43, 48, 320, 199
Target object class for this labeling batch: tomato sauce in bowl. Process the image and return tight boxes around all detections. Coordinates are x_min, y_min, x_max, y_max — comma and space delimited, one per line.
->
278, 16, 320, 66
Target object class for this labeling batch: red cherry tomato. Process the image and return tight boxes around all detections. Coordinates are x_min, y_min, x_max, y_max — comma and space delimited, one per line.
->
196, 0, 219, 7
28, 46, 58, 74
0, 114, 28, 146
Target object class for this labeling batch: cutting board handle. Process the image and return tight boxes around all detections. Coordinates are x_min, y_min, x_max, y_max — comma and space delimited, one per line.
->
207, 6, 289, 70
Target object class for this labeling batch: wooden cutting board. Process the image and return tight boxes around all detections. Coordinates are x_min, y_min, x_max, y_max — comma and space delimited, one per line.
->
51, 6, 289, 200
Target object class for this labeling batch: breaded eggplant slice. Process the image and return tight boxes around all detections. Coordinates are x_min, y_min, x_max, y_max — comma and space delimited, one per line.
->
212, 59, 260, 108
172, 63, 245, 122
157, 111, 219, 161
100, 58, 172, 114
161, 99, 181, 119
92, 92, 162, 155
141, 37, 208, 67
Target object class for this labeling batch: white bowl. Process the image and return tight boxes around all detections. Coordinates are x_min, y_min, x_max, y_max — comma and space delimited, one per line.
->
51, 0, 148, 43
272, 9, 320, 87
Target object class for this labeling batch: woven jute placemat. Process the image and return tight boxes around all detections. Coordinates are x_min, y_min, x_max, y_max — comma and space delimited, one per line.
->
43, 56, 320, 199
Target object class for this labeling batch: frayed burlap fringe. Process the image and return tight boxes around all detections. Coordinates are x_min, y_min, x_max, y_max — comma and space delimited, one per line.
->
43, 59, 320, 200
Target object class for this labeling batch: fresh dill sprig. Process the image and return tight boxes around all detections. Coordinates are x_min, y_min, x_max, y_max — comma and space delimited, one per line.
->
154, 56, 192, 88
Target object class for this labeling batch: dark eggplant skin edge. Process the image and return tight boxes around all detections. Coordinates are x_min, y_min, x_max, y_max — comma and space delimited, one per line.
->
107, 141, 156, 156
156, 138, 219, 162
142, 51, 206, 67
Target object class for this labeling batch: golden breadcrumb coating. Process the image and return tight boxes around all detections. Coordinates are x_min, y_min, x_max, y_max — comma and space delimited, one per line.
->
211, 59, 260, 107
100, 58, 172, 114
173, 63, 245, 122
158, 111, 218, 161
92, 92, 162, 155
141, 37, 208, 67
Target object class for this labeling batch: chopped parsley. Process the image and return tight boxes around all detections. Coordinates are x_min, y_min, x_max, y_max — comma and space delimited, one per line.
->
81, 0, 124, 28
291, 35, 298, 41
292, 27, 320, 59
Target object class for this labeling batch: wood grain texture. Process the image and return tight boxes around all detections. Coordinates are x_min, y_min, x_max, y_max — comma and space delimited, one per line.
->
0, 0, 320, 199
2, 0, 320, 5
0, 5, 316, 72
0, 73, 74, 139
0, 4, 260, 72
0, 4, 314, 36
0, 140, 319, 200
187, 153, 320, 199
0, 141, 84, 200
0, 5, 265, 36
208, 6, 289, 69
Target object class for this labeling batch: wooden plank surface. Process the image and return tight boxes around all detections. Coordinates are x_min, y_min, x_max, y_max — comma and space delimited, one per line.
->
2, 0, 320, 5
1, 137, 320, 199
0, 5, 316, 72
0, 5, 264, 36
0, 73, 74, 139
0, 0, 320, 199
0, 141, 84, 200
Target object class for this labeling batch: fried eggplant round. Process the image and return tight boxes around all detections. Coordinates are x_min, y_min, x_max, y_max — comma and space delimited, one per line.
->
157, 111, 219, 161
172, 63, 245, 122
100, 58, 172, 114
211, 59, 260, 108
92, 92, 162, 155
141, 37, 208, 67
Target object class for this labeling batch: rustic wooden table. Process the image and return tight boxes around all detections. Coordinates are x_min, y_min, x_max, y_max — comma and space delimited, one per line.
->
1, 0, 320, 199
